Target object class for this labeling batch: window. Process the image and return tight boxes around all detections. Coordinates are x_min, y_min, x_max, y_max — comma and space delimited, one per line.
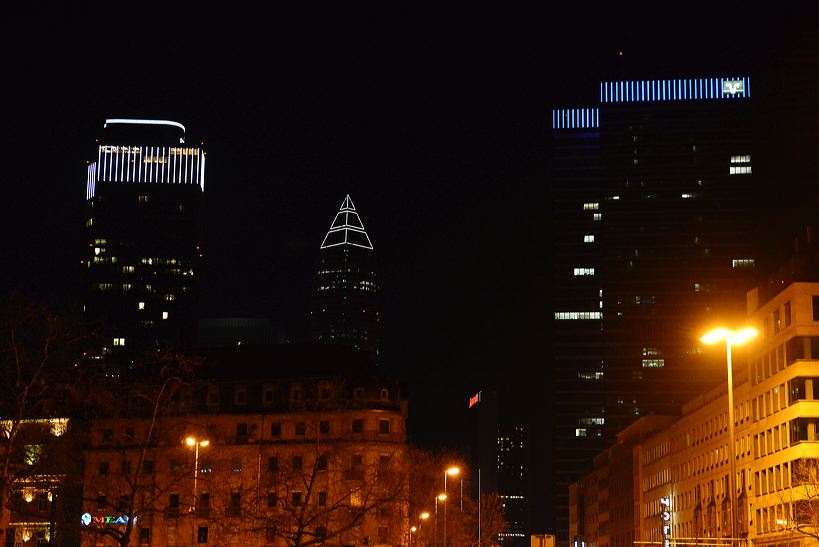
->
97, 495, 107, 509
773, 309, 781, 332
291, 492, 302, 506
267, 493, 277, 508
236, 422, 248, 439
139, 528, 150, 545
575, 428, 587, 437
379, 419, 391, 434
113, 337, 126, 346
583, 202, 599, 210
317, 453, 328, 471
295, 422, 306, 436
263, 388, 274, 404
729, 166, 752, 175
813, 296, 819, 321
732, 258, 755, 268
380, 388, 389, 400
318, 491, 327, 507
353, 387, 365, 400
169, 493, 179, 509
197, 526, 208, 543
162, 311, 169, 320
143, 460, 154, 474
270, 422, 281, 436
99, 461, 109, 475
642, 359, 665, 368
785, 301, 792, 327
292, 456, 303, 472
352, 419, 364, 433
268, 456, 279, 472
573, 267, 595, 276
593, 213, 602, 221
583, 235, 595, 243
319, 421, 330, 435
234, 387, 247, 405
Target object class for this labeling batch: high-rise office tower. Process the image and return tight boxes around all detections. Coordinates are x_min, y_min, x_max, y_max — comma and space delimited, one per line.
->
310, 195, 380, 363
549, 77, 758, 544
83, 118, 205, 357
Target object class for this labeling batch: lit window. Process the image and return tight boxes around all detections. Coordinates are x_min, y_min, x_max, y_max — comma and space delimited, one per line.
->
583, 202, 599, 210
138, 302, 145, 310
681, 193, 696, 199
573, 268, 595, 276
122, 284, 132, 291
642, 359, 665, 368
113, 338, 125, 347
122, 266, 135, 273
593, 213, 602, 221
577, 417, 605, 425
642, 347, 661, 356
732, 259, 755, 268
583, 235, 595, 243
729, 166, 752, 175
578, 372, 604, 380
575, 428, 587, 437
162, 312, 169, 320
730, 155, 751, 163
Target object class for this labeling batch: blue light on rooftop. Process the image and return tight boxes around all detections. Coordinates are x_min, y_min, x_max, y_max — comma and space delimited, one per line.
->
599, 76, 750, 103
552, 108, 600, 130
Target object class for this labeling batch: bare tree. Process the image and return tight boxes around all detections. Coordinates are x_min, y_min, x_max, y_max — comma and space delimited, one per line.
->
0, 293, 90, 536
776, 458, 819, 542
79, 352, 202, 547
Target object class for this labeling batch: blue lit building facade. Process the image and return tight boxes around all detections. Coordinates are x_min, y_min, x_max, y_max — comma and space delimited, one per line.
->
550, 77, 759, 545
83, 119, 205, 358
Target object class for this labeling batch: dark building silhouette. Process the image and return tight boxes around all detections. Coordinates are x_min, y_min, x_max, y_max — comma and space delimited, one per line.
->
310, 195, 381, 363
83, 118, 205, 358
549, 76, 759, 544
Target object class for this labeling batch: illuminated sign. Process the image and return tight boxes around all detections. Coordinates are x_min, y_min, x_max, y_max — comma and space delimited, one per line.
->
469, 391, 482, 408
81, 512, 137, 526
659, 497, 671, 547
722, 79, 744, 94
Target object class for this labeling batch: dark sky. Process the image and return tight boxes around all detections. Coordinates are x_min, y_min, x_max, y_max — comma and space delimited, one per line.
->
3, 4, 818, 447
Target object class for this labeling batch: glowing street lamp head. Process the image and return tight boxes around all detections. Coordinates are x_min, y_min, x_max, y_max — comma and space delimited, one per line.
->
437, 493, 447, 501
420, 512, 430, 520
185, 437, 196, 447
701, 327, 758, 346
199, 439, 210, 447
411, 526, 417, 532
446, 466, 461, 476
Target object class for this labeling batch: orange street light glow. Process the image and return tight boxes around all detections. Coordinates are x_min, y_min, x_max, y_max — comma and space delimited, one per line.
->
420, 512, 430, 520
437, 493, 447, 501
446, 466, 460, 476
701, 327, 758, 346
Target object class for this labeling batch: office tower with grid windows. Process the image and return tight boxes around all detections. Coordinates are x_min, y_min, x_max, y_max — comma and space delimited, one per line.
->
549, 76, 760, 545
310, 195, 381, 363
83, 118, 205, 357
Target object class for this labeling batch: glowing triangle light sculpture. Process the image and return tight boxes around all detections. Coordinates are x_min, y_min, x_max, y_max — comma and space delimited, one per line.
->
319, 195, 374, 250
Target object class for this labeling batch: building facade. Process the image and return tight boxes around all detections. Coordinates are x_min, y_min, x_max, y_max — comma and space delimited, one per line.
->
310, 195, 380, 363
83, 119, 205, 358
80, 373, 409, 547
550, 76, 759, 543
570, 278, 819, 547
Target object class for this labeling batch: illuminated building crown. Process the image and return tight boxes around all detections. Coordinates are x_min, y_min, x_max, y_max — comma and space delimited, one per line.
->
320, 195, 374, 250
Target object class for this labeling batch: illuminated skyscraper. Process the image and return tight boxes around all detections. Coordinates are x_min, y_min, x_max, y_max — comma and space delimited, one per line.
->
549, 77, 758, 543
310, 195, 380, 362
83, 118, 205, 357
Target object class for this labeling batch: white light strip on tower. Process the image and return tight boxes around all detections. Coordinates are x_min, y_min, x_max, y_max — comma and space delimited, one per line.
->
104, 118, 186, 133
200, 153, 206, 191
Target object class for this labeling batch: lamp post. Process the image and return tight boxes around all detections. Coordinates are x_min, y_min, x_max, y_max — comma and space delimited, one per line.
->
185, 436, 210, 512
419, 511, 430, 545
435, 494, 446, 546
701, 327, 757, 542
410, 526, 417, 546
444, 467, 459, 546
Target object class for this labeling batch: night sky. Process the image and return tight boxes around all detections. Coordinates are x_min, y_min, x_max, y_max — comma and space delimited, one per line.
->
4, 4, 818, 454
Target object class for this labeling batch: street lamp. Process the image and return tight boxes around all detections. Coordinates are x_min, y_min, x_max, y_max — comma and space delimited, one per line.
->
410, 525, 417, 546
444, 467, 460, 546
185, 436, 210, 512
701, 327, 757, 541
435, 494, 446, 546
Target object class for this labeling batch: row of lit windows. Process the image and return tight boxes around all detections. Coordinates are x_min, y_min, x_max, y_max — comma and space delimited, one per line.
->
642, 359, 665, 368
583, 202, 599, 210
554, 311, 602, 320
730, 154, 751, 163
573, 268, 595, 276
584, 235, 595, 243
578, 372, 604, 380
729, 165, 752, 175
732, 258, 755, 268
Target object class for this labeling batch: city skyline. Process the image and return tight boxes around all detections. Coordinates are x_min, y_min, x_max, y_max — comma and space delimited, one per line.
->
4, 5, 819, 540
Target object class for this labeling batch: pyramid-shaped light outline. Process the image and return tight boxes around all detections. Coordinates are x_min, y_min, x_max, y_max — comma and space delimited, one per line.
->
320, 195, 374, 250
